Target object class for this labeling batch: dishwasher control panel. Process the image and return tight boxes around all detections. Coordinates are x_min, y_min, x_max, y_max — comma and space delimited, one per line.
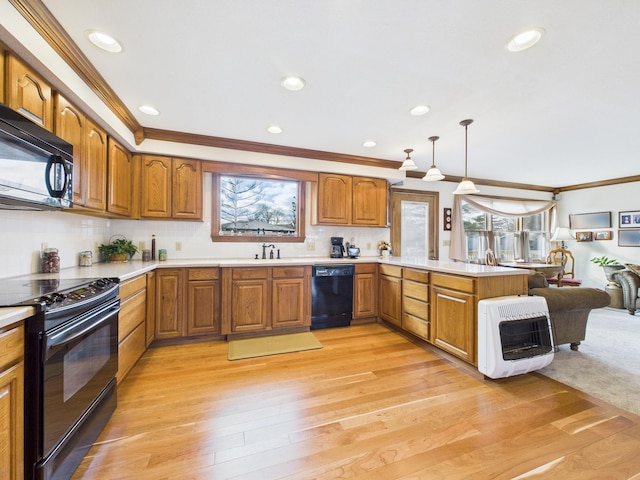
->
313, 265, 354, 277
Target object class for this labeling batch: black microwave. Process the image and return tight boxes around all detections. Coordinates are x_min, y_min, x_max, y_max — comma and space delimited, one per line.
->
0, 102, 73, 210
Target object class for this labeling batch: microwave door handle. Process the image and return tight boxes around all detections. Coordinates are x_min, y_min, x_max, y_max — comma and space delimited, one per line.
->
45, 154, 70, 199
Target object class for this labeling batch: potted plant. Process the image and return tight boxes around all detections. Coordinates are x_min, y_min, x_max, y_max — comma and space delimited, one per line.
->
590, 256, 624, 283
98, 236, 138, 262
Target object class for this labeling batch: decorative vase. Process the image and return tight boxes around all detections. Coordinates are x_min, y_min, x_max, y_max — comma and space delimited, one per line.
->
380, 250, 390, 259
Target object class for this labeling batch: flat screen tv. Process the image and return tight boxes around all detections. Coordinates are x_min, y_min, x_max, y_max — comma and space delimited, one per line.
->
569, 211, 612, 229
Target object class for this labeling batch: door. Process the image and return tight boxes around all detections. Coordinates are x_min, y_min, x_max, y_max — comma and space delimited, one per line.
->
390, 190, 438, 259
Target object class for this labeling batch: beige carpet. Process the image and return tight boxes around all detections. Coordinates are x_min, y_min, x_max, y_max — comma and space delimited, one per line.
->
538, 307, 640, 416
228, 332, 322, 360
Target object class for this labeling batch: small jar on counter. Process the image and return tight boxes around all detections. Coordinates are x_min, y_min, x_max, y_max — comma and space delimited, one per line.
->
42, 248, 61, 273
142, 249, 151, 262
158, 249, 167, 261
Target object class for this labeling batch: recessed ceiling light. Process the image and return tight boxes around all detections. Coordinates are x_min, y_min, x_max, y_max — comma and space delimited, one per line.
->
267, 125, 283, 134
507, 27, 545, 52
86, 30, 123, 53
362, 140, 377, 148
281, 76, 306, 91
138, 105, 160, 116
410, 105, 430, 116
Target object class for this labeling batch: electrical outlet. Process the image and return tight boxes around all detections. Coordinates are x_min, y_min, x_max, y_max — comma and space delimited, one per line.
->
306, 241, 315, 251
366, 242, 371, 250
443, 239, 451, 246
94, 242, 100, 254
176, 241, 182, 251
139, 240, 146, 250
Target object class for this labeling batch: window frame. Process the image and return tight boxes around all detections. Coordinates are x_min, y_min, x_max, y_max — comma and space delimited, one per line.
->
209, 163, 310, 243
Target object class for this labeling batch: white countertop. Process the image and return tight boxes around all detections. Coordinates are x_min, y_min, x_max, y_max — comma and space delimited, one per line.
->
0, 306, 35, 330
379, 257, 529, 277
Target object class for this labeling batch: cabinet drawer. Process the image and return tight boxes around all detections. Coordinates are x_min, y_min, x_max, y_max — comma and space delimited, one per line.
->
232, 268, 268, 280
402, 313, 429, 340
431, 273, 475, 294
188, 268, 220, 281
272, 266, 306, 278
119, 289, 146, 342
120, 274, 147, 299
379, 264, 402, 278
403, 280, 429, 302
403, 296, 429, 320
355, 263, 377, 274
117, 321, 146, 383
403, 268, 429, 283
0, 325, 24, 369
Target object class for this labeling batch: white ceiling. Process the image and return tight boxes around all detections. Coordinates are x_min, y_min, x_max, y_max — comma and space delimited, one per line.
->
40, 0, 640, 188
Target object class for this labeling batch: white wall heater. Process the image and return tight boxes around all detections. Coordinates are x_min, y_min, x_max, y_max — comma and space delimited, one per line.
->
478, 295, 554, 379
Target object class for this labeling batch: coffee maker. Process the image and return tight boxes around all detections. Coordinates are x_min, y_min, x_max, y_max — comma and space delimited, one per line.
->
330, 237, 345, 258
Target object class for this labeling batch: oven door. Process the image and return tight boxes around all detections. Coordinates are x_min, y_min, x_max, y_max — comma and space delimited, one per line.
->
41, 298, 119, 457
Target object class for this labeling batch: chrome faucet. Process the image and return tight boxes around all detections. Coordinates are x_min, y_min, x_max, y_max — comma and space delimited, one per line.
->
261, 243, 276, 259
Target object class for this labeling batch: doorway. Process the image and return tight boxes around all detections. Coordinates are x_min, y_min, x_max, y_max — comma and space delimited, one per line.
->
390, 189, 439, 259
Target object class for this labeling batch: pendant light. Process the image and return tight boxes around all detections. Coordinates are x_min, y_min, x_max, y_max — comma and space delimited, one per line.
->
453, 119, 479, 195
422, 136, 444, 181
399, 148, 417, 171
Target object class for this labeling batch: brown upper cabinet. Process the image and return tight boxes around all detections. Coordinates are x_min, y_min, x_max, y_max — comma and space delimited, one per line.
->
107, 137, 136, 217
313, 173, 388, 226
140, 155, 202, 220
5, 54, 53, 129
55, 94, 108, 211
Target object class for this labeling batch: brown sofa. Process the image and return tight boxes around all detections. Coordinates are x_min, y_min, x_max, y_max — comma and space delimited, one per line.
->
527, 273, 611, 350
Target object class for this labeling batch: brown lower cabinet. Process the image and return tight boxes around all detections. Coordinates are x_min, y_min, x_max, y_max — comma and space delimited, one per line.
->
155, 267, 221, 339
353, 263, 378, 320
0, 322, 24, 480
221, 266, 311, 335
378, 266, 528, 365
117, 274, 147, 383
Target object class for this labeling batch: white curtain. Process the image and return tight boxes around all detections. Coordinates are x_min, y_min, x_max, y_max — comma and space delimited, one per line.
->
450, 195, 557, 262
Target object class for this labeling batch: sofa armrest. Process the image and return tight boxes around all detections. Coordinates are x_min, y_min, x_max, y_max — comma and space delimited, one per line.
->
612, 270, 640, 314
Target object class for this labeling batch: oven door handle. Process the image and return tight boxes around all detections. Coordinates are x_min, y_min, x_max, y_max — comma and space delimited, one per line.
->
44, 301, 120, 361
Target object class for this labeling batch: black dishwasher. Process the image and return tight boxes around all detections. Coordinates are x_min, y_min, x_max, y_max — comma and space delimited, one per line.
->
311, 264, 354, 329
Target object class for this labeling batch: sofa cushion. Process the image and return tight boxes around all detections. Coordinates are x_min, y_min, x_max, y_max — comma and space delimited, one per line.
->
528, 272, 548, 290
626, 263, 640, 277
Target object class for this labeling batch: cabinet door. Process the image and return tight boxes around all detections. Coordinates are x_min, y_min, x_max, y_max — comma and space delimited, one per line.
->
0, 362, 24, 480
378, 274, 402, 327
353, 264, 378, 319
55, 95, 86, 205
145, 271, 156, 346
155, 269, 185, 339
172, 158, 202, 219
6, 54, 52, 129
230, 279, 269, 332
431, 286, 475, 363
352, 176, 387, 226
187, 269, 221, 335
141, 155, 172, 218
316, 173, 351, 224
107, 138, 134, 217
84, 119, 108, 211
272, 278, 306, 328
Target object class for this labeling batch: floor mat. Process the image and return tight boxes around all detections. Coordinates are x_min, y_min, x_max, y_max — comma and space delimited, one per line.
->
228, 332, 322, 360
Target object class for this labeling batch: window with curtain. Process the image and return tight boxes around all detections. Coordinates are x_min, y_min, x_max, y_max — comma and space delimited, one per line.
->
450, 195, 557, 263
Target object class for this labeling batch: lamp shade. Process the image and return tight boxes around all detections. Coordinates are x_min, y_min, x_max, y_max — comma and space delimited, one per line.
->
551, 227, 573, 243
453, 179, 479, 195
423, 166, 444, 181
399, 158, 418, 171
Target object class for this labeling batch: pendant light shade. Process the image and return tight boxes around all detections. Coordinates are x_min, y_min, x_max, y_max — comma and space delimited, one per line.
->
422, 136, 444, 181
399, 148, 417, 171
453, 119, 479, 195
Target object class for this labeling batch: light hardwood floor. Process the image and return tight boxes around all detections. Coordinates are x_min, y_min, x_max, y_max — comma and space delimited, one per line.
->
73, 323, 640, 479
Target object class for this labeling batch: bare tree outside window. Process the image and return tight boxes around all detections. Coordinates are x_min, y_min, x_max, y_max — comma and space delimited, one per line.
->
219, 175, 298, 236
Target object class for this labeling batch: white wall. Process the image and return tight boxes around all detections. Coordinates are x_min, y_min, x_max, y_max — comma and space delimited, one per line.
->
555, 181, 640, 288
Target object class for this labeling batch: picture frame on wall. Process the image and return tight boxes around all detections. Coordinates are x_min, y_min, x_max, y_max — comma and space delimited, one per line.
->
594, 231, 612, 241
576, 231, 593, 242
619, 211, 640, 228
618, 229, 640, 247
